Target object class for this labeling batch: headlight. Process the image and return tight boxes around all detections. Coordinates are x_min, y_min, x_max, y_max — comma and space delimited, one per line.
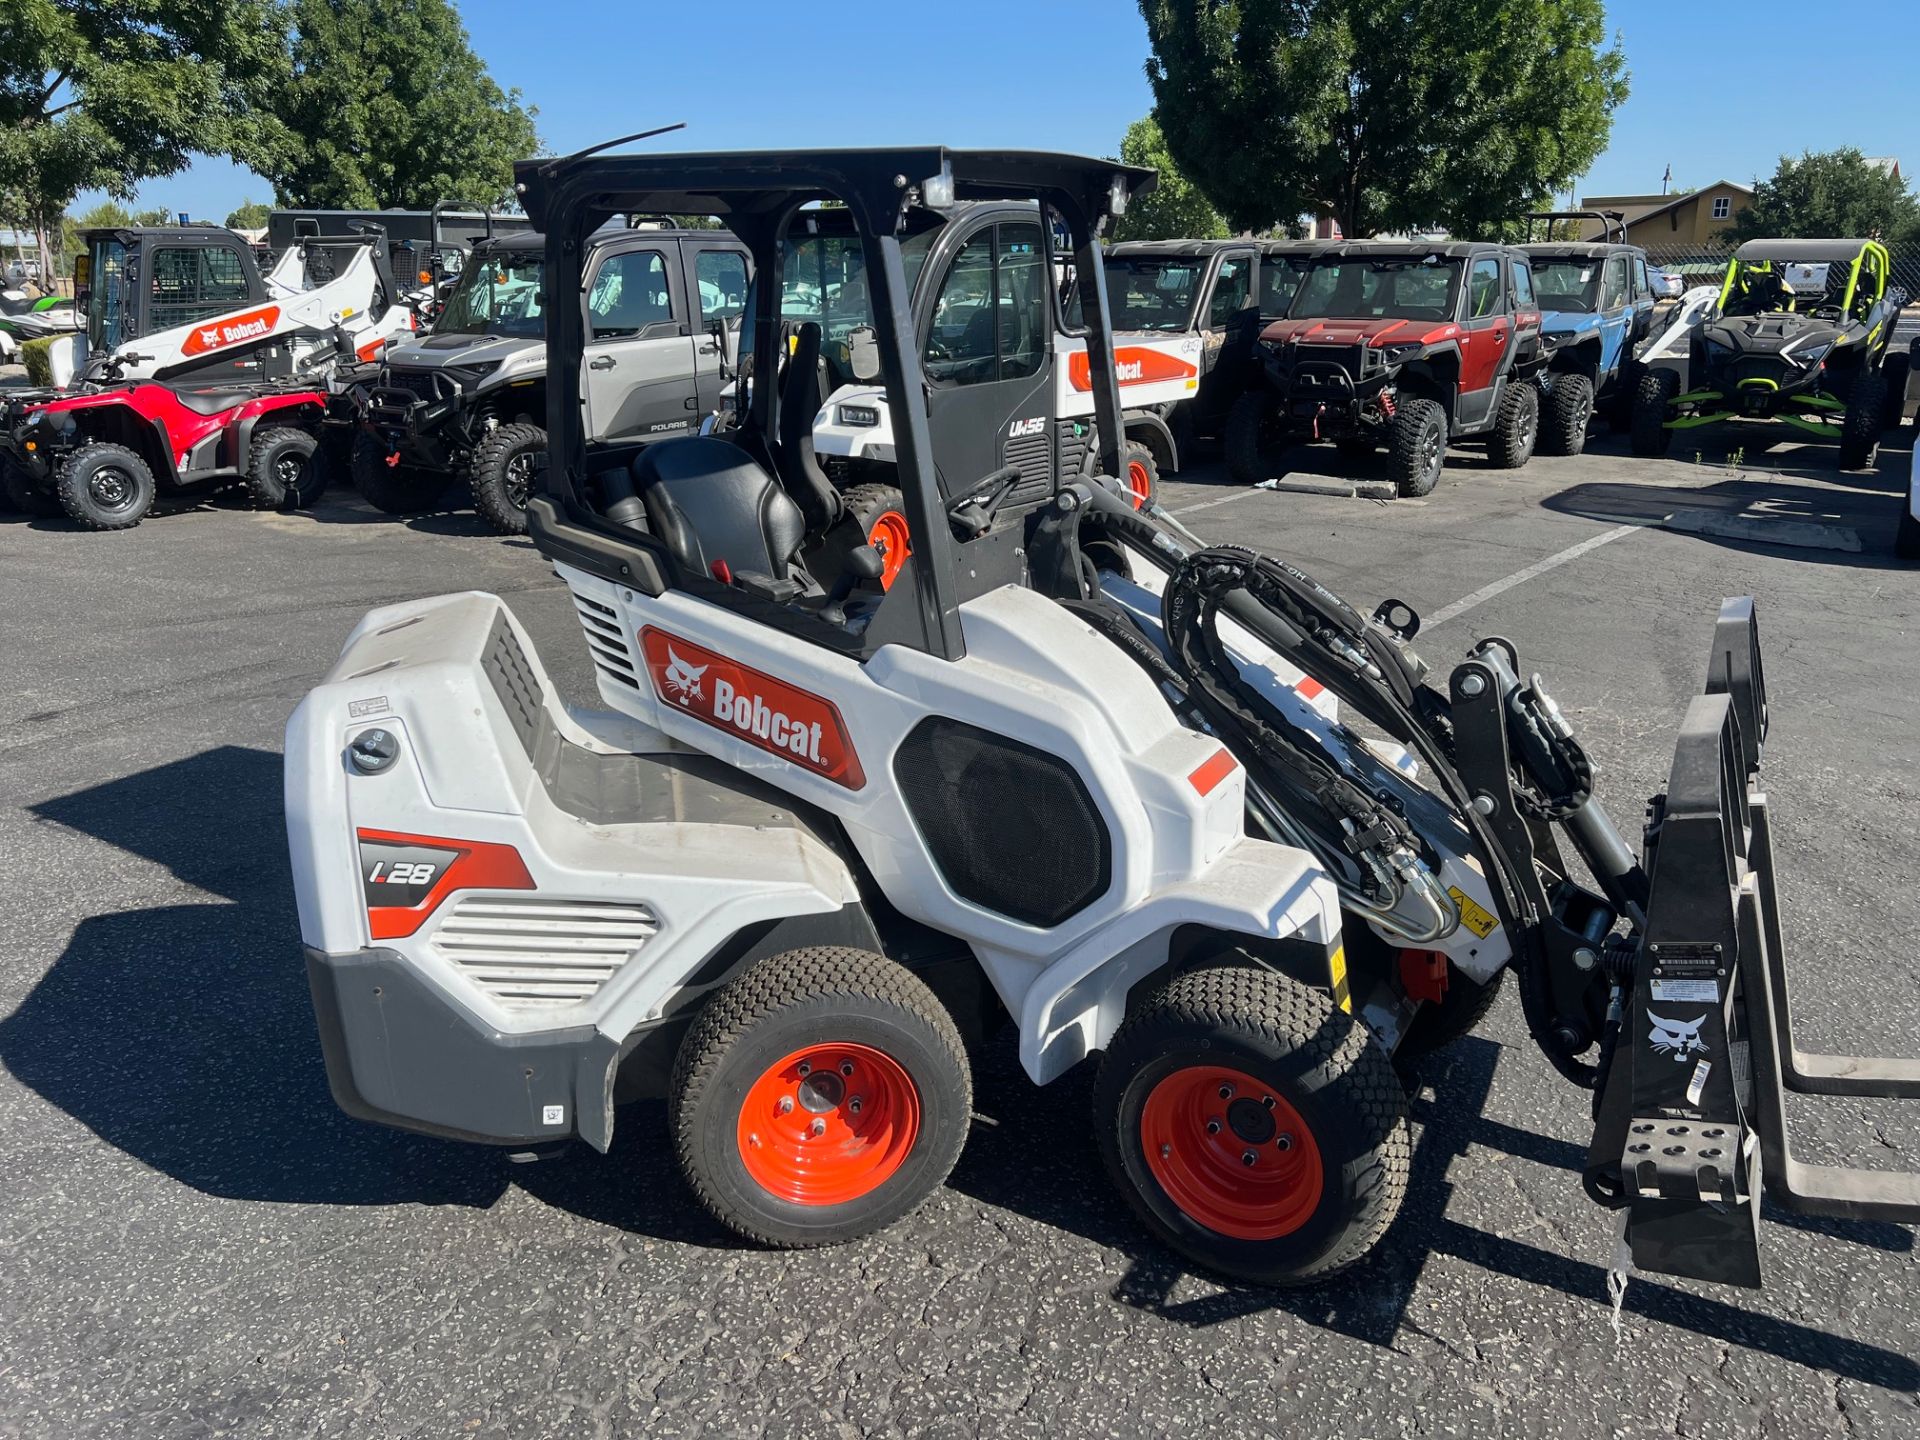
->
1792, 342, 1830, 365
1540, 330, 1571, 350
837, 403, 880, 427
1381, 341, 1426, 363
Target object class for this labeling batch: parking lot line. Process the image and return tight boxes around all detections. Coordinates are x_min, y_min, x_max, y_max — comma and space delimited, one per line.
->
1423, 524, 1639, 628
1169, 490, 1259, 518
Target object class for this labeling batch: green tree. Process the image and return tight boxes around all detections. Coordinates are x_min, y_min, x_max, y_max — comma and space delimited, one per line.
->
1111, 116, 1228, 242
1721, 149, 1920, 244
1138, 0, 1629, 239
226, 198, 273, 230
0, 1, 289, 279
263, 0, 539, 209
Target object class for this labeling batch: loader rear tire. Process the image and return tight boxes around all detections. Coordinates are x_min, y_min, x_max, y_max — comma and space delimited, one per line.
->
1096, 964, 1409, 1287
1838, 370, 1884, 470
1485, 377, 1539, 469
469, 422, 545, 535
242, 424, 327, 510
1224, 390, 1284, 485
54, 442, 154, 530
1385, 396, 1448, 497
1630, 368, 1677, 456
351, 428, 449, 514
1536, 372, 1594, 457
840, 482, 912, 590
670, 946, 972, 1249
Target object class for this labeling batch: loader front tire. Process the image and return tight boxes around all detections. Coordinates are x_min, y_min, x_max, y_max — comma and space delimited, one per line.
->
469, 422, 546, 535
351, 429, 449, 514
1096, 964, 1410, 1287
671, 946, 972, 1249
1630, 368, 1678, 456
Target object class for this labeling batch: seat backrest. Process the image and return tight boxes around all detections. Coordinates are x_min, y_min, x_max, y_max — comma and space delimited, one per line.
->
632, 437, 806, 582
775, 321, 841, 531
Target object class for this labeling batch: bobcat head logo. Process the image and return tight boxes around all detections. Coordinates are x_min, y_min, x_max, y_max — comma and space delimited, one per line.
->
1648, 1011, 1708, 1061
199, 327, 221, 348
662, 647, 708, 704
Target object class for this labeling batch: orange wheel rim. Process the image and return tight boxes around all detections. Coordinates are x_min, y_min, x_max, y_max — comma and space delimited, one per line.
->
867, 510, 912, 590
737, 1043, 920, 1206
1126, 459, 1152, 510
1140, 1064, 1323, 1240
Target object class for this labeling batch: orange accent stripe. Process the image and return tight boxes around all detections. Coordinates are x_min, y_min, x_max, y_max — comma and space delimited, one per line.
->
358, 829, 536, 940
1187, 749, 1239, 796
1295, 677, 1325, 700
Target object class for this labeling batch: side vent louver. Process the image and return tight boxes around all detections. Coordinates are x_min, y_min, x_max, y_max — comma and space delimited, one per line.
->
572, 591, 640, 689
430, 895, 658, 1007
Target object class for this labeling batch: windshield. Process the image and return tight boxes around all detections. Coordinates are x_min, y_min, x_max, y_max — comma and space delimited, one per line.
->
777, 229, 939, 343
1101, 256, 1205, 331
433, 252, 545, 336
1289, 257, 1461, 322
1530, 259, 1602, 313
86, 237, 128, 351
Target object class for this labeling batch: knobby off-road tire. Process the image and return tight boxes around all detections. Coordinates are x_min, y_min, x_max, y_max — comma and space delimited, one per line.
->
1385, 396, 1448, 497
1607, 358, 1643, 432
1123, 438, 1160, 510
468, 422, 546, 535
1486, 378, 1539, 469
1630, 367, 1678, 457
1838, 369, 1885, 470
1, 454, 57, 516
1535, 372, 1595, 457
1095, 964, 1410, 1287
351, 428, 450, 515
1224, 390, 1284, 485
54, 441, 155, 530
670, 946, 972, 1249
242, 425, 328, 510
840, 482, 912, 590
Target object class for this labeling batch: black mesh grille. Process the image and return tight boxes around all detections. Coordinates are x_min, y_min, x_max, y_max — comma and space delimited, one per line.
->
1004, 430, 1055, 510
893, 718, 1110, 927
482, 610, 542, 758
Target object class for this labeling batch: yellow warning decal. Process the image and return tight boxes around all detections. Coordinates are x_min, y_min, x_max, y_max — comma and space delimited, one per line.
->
1447, 887, 1498, 939
1329, 944, 1351, 1013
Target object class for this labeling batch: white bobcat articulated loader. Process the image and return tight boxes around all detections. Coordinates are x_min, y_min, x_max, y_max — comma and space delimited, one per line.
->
287, 147, 1920, 1295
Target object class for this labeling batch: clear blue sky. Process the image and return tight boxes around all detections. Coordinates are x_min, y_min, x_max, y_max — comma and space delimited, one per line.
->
100, 0, 1919, 223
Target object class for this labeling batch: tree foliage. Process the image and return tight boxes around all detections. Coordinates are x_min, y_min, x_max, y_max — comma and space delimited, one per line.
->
225, 199, 273, 230
1139, 0, 1629, 238
1721, 149, 1920, 245
263, 0, 539, 210
1111, 116, 1229, 242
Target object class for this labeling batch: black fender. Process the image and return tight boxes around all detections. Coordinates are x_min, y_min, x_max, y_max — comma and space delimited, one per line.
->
1551, 338, 1603, 385
1121, 407, 1179, 474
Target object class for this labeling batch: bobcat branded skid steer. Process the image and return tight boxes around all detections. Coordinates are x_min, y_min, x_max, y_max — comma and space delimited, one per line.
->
288, 148, 1920, 1293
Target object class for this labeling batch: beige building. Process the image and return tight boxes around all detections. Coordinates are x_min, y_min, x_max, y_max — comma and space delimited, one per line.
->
1577, 181, 1754, 246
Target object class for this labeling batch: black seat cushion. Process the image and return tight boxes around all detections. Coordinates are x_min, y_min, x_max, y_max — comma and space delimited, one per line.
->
632, 437, 806, 581
166, 387, 257, 416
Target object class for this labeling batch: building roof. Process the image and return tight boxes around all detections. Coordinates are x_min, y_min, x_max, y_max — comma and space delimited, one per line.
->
1576, 181, 1754, 239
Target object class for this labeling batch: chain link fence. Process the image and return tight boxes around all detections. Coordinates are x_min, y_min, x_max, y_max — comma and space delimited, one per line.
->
1639, 241, 1920, 305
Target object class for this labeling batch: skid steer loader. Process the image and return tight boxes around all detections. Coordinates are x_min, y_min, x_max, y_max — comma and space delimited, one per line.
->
287, 146, 1918, 1296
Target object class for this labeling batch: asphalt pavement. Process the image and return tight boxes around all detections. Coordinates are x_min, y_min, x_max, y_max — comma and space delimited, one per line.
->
1, 420, 1917, 1438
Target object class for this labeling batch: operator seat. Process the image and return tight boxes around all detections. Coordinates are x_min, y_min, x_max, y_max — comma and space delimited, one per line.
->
630, 437, 814, 592
776, 322, 842, 534
164, 386, 260, 416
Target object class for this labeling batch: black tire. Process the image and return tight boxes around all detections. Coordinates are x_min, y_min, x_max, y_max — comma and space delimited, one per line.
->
1607, 358, 1643, 432
53, 441, 155, 531
350, 428, 450, 514
468, 422, 546, 535
1838, 369, 1885, 470
1630, 367, 1678, 457
1385, 396, 1448, 497
1535, 371, 1595, 457
242, 425, 327, 510
1897, 508, 1920, 561
1396, 965, 1506, 1061
1122, 438, 1159, 510
1224, 390, 1284, 484
1879, 353, 1909, 431
2, 455, 57, 516
670, 946, 972, 1250
1485, 377, 1539, 469
840, 482, 912, 591
1334, 437, 1375, 462
1096, 964, 1409, 1287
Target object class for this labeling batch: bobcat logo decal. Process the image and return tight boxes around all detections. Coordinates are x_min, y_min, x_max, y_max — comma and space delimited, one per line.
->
1648, 1011, 1708, 1061
662, 648, 708, 703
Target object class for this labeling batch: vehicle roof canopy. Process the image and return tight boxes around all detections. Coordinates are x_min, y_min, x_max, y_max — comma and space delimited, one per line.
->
1294, 239, 1515, 261
1732, 238, 1873, 266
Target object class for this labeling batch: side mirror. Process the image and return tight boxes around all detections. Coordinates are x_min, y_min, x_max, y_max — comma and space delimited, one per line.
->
847, 324, 881, 383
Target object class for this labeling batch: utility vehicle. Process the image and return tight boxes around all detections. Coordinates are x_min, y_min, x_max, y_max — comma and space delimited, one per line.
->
1632, 238, 1906, 468
1520, 210, 1657, 453
288, 146, 1920, 1297
0, 286, 78, 362
352, 225, 749, 534
1225, 240, 1545, 496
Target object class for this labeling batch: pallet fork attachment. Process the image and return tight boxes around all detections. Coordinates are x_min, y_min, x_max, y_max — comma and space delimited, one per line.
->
1588, 598, 1920, 1287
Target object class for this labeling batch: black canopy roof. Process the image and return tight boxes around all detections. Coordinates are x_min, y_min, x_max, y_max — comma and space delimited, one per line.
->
1733, 238, 1874, 265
